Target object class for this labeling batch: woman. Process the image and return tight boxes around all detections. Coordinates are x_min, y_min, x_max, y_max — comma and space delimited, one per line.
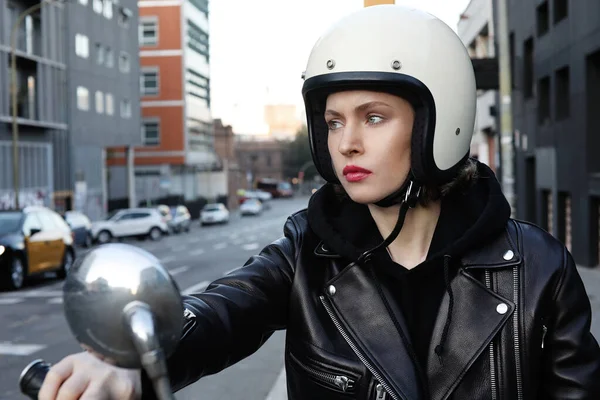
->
39, 5, 600, 400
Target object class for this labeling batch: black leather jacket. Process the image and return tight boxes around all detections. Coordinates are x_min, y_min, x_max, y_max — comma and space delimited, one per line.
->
148, 210, 600, 400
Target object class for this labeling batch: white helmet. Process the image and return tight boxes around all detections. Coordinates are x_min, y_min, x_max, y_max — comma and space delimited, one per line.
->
302, 5, 477, 188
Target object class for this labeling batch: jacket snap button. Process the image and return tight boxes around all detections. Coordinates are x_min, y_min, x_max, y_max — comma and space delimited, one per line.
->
503, 250, 514, 261
328, 285, 336, 296
496, 303, 508, 314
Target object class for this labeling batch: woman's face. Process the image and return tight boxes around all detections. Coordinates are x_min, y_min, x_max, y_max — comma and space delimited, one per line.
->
325, 90, 415, 205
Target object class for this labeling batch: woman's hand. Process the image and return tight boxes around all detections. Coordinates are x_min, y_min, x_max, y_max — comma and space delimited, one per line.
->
38, 351, 141, 400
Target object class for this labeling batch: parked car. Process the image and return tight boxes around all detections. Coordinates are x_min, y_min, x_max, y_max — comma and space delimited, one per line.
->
91, 208, 169, 244
63, 211, 93, 247
169, 205, 191, 233
200, 203, 230, 226
156, 205, 173, 233
240, 198, 264, 216
0, 206, 76, 290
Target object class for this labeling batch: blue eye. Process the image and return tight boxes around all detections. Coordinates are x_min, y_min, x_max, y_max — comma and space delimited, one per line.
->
368, 115, 384, 125
327, 120, 343, 130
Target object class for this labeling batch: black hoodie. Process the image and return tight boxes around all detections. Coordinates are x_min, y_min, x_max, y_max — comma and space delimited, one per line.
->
307, 161, 511, 374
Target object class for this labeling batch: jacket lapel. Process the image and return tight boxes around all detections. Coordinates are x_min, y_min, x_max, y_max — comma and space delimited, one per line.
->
426, 269, 515, 400
323, 261, 423, 400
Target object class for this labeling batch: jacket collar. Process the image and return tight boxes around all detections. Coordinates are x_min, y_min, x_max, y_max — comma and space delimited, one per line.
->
318, 223, 520, 400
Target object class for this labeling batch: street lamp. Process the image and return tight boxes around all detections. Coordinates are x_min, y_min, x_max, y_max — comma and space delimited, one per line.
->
10, 0, 64, 209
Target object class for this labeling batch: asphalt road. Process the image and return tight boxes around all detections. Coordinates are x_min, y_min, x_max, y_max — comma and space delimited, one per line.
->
0, 196, 309, 400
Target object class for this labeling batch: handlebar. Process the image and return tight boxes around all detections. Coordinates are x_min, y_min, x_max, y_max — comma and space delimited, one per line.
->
19, 359, 50, 399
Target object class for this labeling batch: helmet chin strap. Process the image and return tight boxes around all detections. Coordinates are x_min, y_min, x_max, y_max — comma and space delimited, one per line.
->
356, 179, 422, 265
374, 172, 418, 208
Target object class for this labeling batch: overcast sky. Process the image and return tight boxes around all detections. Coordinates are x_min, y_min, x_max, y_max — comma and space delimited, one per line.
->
208, 0, 472, 134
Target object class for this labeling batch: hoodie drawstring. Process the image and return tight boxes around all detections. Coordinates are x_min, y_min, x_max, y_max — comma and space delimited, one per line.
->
434, 254, 454, 364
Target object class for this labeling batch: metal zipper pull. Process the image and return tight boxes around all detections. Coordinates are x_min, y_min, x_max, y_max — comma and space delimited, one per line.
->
541, 324, 548, 349
376, 383, 388, 399
334, 376, 350, 391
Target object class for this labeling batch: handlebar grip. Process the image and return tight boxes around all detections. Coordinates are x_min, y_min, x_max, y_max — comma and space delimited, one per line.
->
19, 359, 51, 399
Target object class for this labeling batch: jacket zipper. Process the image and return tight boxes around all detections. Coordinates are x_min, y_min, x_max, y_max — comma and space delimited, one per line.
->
513, 265, 524, 400
375, 382, 388, 399
288, 352, 356, 392
541, 323, 548, 349
319, 295, 404, 400
485, 270, 498, 400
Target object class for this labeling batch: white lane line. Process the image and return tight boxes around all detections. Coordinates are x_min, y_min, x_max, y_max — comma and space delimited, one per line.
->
170, 266, 190, 275
242, 243, 260, 251
265, 367, 287, 400
0, 298, 24, 305
247, 235, 257, 241
17, 290, 63, 298
182, 280, 210, 295
49, 297, 63, 304
213, 243, 227, 250
190, 249, 205, 256
0, 342, 47, 356
161, 256, 176, 264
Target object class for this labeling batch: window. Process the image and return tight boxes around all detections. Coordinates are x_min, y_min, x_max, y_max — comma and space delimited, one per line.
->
106, 47, 114, 67
119, 51, 130, 73
22, 213, 42, 236
187, 20, 209, 59
142, 120, 160, 146
75, 34, 89, 58
95, 91, 104, 114
95, 43, 104, 65
523, 37, 534, 98
118, 7, 131, 28
536, 1, 549, 36
120, 99, 132, 118
555, 66, 570, 120
93, 0, 103, 13
103, 0, 112, 19
106, 93, 114, 115
538, 76, 551, 124
554, 0, 568, 24
139, 17, 158, 46
141, 69, 159, 95
77, 86, 89, 110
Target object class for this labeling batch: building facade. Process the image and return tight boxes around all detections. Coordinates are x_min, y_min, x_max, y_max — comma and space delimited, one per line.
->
235, 136, 284, 185
507, 0, 600, 266
458, 0, 499, 172
0, 0, 68, 210
66, 0, 141, 220
107, 0, 218, 207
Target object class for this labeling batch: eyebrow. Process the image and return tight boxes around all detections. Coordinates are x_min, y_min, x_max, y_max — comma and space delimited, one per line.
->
324, 101, 392, 117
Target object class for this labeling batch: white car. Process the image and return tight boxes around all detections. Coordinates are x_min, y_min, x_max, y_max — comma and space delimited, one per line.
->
200, 203, 230, 226
91, 208, 169, 244
240, 198, 264, 216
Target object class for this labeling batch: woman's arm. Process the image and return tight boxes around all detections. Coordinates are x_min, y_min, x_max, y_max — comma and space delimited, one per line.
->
142, 216, 301, 397
542, 248, 600, 399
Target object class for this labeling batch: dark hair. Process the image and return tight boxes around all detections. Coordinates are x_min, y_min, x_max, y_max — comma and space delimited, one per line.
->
331, 157, 480, 207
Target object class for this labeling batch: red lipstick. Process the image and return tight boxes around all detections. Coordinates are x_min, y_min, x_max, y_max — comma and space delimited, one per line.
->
342, 165, 372, 182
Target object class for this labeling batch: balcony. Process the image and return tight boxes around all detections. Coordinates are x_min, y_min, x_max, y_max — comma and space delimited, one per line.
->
6, 9, 43, 58
7, 60, 39, 121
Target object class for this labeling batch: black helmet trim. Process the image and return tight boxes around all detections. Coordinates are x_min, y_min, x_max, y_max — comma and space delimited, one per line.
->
302, 71, 469, 187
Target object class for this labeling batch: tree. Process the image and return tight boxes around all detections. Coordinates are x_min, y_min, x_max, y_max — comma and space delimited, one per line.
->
282, 125, 318, 181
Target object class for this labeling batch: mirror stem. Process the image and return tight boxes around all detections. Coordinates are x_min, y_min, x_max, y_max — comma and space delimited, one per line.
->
124, 301, 176, 400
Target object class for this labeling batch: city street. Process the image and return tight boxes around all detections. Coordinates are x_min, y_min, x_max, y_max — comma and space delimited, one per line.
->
0, 196, 310, 399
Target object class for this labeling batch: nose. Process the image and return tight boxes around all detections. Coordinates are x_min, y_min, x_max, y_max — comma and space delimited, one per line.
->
337, 121, 363, 156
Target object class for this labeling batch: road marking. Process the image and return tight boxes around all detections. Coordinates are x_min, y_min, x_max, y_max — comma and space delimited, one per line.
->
17, 290, 63, 298
170, 266, 189, 275
0, 298, 24, 305
182, 280, 210, 295
190, 249, 205, 256
265, 367, 287, 400
188, 237, 203, 243
232, 239, 243, 245
242, 243, 260, 251
49, 297, 63, 304
161, 255, 176, 264
213, 243, 227, 250
247, 235, 257, 241
0, 342, 46, 356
